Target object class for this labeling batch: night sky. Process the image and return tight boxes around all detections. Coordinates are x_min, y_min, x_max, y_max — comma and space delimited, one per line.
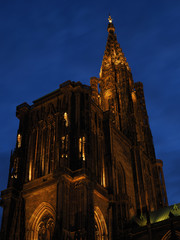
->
0, 0, 180, 223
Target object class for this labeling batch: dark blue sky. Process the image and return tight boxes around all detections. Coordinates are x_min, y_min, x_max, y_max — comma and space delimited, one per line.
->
0, 0, 180, 222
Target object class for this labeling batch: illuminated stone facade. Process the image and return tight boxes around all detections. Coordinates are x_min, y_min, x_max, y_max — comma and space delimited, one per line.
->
1, 18, 180, 240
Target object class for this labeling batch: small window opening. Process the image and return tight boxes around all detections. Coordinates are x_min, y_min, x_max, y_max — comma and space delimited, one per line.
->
61, 136, 65, 158
79, 137, 86, 161
101, 161, 106, 187
82, 137, 85, 161
64, 112, 68, 127
29, 161, 32, 181
61, 135, 68, 158
11, 158, 18, 179
79, 138, 82, 155
17, 134, 22, 148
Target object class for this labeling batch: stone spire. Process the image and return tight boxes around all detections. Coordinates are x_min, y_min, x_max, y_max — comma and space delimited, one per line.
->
100, 16, 130, 78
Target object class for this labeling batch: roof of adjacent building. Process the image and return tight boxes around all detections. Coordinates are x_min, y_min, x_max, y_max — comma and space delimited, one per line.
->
134, 203, 180, 227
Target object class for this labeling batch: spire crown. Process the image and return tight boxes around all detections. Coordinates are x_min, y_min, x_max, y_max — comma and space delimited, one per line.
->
108, 16, 112, 23
107, 15, 115, 33
99, 17, 131, 78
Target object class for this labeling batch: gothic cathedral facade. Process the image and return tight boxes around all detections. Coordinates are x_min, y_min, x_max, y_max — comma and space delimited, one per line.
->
1, 18, 171, 240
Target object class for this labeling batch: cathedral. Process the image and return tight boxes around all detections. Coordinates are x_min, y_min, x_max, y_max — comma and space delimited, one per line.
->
0, 17, 180, 240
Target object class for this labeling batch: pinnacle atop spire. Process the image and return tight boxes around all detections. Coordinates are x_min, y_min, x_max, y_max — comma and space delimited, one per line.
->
108, 15, 112, 23
107, 15, 115, 33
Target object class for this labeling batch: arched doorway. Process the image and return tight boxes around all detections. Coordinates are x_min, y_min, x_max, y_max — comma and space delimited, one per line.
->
94, 206, 108, 240
27, 202, 56, 240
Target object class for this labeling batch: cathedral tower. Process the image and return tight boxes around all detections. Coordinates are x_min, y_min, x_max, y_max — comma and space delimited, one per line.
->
0, 17, 168, 240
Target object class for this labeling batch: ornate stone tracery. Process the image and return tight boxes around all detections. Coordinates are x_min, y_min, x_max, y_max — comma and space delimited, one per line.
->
27, 202, 56, 240
37, 215, 54, 240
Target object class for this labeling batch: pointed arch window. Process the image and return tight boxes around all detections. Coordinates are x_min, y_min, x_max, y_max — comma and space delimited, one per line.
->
27, 202, 55, 240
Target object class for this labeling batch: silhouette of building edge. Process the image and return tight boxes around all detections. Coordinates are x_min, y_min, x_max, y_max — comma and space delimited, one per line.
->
0, 17, 180, 240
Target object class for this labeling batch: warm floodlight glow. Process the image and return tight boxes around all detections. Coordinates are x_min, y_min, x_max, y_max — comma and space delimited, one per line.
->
64, 112, 68, 127
29, 161, 32, 181
104, 89, 112, 111
82, 137, 85, 161
61, 136, 65, 150
101, 162, 106, 187
79, 137, 86, 161
79, 138, 82, 154
131, 90, 137, 103
17, 134, 22, 148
